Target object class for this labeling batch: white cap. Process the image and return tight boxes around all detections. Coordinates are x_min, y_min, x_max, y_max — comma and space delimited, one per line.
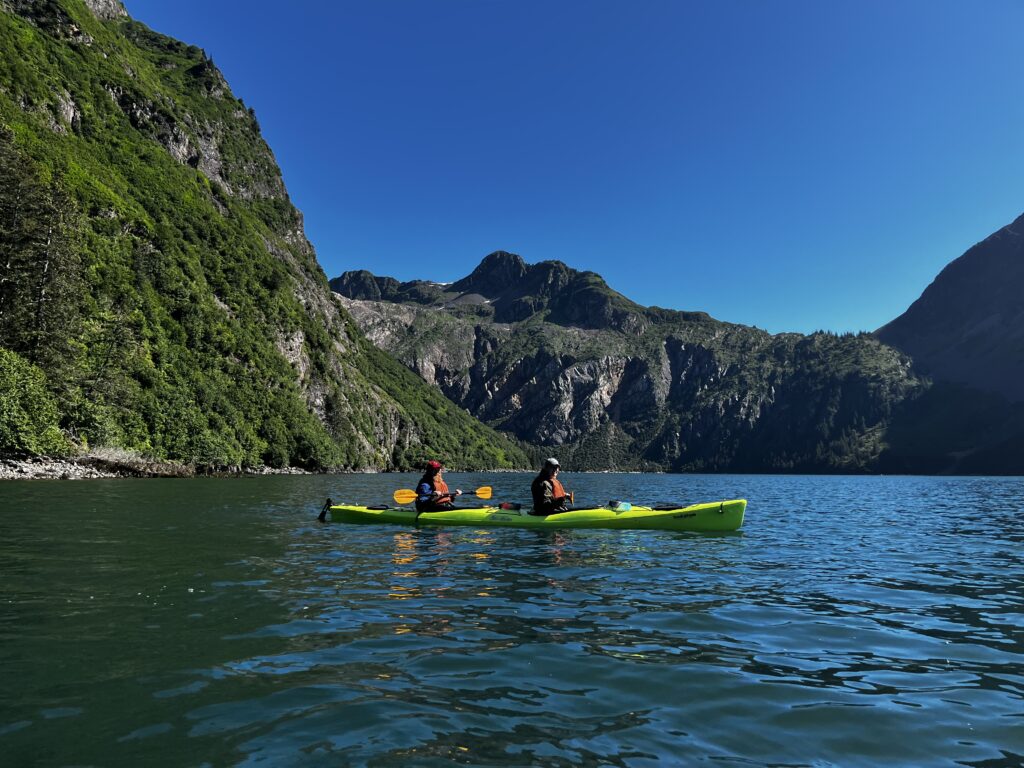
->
545, 457, 560, 467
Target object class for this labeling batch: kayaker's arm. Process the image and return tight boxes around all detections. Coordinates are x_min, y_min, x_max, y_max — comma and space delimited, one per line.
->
416, 482, 433, 504
420, 483, 462, 503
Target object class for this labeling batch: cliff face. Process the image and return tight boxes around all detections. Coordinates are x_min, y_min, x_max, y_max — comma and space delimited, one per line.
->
334, 254, 925, 472
0, 0, 527, 469
877, 212, 1024, 403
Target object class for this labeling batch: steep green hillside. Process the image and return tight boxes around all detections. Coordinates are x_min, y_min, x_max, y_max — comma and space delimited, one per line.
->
0, 0, 528, 470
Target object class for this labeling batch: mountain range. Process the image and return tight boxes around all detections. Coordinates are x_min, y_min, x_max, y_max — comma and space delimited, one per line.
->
332, 239, 1024, 474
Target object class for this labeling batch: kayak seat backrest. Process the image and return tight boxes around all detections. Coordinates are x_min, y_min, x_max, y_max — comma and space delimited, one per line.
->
365, 504, 390, 510
652, 503, 684, 511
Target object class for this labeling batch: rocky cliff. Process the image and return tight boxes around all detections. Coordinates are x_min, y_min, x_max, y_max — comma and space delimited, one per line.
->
878, 211, 1024, 403
0, 0, 527, 470
332, 253, 931, 472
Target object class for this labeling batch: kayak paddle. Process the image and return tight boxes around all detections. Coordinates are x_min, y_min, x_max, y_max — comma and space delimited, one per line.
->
392, 485, 493, 505
318, 497, 333, 522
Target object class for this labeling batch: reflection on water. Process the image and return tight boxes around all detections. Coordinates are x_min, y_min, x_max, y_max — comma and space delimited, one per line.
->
0, 474, 1022, 766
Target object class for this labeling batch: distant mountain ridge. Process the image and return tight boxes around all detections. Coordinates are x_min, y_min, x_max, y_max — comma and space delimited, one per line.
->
332, 253, 935, 472
878, 211, 1024, 403
332, 246, 1024, 474
333, 250, 680, 332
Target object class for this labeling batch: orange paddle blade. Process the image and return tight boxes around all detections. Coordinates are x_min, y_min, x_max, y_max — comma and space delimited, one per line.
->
393, 489, 417, 505
474, 486, 492, 500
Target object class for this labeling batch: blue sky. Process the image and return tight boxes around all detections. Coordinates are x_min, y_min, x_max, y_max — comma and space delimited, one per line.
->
123, 1, 1024, 333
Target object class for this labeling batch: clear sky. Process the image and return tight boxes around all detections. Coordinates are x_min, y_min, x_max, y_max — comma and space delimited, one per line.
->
123, 1, 1024, 333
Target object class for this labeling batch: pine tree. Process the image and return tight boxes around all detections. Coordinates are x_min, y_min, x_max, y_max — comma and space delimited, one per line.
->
0, 130, 84, 389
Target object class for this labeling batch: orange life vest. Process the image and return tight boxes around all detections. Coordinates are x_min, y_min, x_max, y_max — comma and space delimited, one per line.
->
433, 477, 450, 499
550, 477, 566, 499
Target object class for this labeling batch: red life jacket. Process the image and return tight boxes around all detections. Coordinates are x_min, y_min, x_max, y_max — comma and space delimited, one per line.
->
417, 474, 454, 511
531, 472, 570, 515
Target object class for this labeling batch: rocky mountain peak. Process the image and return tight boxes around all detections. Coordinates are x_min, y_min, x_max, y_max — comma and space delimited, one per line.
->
451, 251, 528, 297
330, 270, 400, 301
877, 210, 1024, 402
333, 251, 650, 330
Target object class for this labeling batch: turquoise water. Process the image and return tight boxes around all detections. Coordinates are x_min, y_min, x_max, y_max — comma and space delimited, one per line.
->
1, 473, 1022, 766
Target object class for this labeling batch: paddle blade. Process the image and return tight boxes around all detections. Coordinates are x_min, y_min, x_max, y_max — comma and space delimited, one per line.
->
393, 489, 417, 505
475, 486, 493, 500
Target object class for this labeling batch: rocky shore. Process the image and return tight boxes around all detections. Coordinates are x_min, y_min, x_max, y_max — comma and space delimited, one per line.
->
0, 454, 311, 480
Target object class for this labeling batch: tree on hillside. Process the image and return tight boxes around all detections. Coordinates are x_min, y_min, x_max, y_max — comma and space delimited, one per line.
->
0, 129, 84, 389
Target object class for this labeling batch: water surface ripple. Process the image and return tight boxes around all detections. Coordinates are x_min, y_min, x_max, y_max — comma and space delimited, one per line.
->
1, 474, 1022, 766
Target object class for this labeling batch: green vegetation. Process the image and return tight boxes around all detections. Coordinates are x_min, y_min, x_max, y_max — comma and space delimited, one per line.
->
0, 347, 68, 454
0, 1, 527, 470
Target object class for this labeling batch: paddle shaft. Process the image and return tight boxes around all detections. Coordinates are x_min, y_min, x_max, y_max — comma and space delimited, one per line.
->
393, 485, 492, 505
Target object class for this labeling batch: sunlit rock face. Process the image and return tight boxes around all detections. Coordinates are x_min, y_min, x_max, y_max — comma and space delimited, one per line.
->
334, 253, 926, 472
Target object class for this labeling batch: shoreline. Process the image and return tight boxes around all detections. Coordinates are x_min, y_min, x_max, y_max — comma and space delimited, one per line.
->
0, 454, 312, 481
0, 455, 526, 480
4, 455, 1019, 480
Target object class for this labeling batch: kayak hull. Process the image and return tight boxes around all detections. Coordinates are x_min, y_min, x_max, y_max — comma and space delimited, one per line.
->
328, 499, 745, 532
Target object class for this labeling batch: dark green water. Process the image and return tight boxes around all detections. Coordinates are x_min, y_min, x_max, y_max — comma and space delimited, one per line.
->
1, 473, 1022, 766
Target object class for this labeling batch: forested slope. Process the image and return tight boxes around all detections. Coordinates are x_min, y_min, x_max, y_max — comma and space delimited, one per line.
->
0, 0, 528, 470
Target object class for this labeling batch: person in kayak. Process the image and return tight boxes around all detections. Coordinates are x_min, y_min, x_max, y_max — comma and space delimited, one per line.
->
415, 459, 463, 512
530, 458, 572, 515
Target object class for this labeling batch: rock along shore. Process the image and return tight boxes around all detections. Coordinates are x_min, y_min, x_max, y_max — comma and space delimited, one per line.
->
0, 454, 311, 481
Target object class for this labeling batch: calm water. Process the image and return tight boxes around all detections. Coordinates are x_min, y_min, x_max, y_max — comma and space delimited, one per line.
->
1, 473, 1022, 767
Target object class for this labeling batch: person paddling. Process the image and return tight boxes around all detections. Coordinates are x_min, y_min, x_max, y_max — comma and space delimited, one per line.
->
415, 460, 463, 512
530, 458, 571, 515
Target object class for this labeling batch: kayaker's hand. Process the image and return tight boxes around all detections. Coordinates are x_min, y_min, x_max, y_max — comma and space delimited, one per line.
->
455, 489, 463, 496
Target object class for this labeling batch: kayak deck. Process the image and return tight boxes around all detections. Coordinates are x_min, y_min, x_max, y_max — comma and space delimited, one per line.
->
328, 499, 746, 532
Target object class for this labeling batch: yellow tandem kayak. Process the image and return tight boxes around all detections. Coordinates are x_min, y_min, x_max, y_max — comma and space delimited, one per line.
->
327, 499, 746, 532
